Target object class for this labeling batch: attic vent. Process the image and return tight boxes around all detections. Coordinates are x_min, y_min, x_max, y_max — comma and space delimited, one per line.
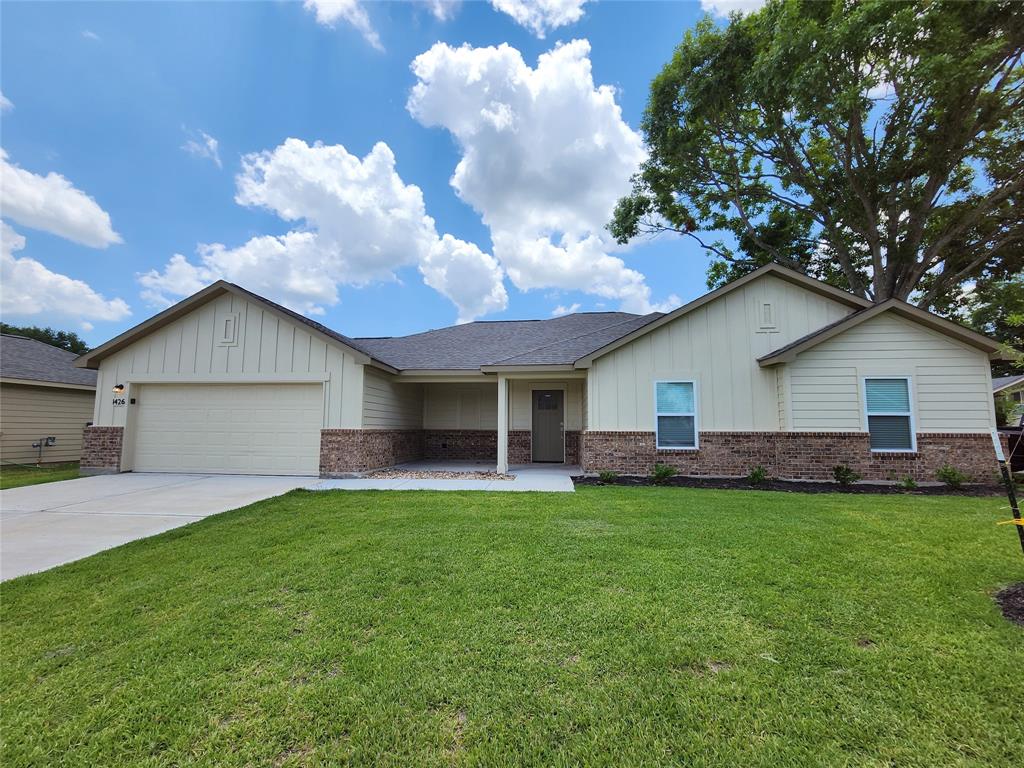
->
759, 302, 776, 330
217, 312, 240, 346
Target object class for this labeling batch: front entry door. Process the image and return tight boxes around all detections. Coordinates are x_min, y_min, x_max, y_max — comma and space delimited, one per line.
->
532, 390, 565, 462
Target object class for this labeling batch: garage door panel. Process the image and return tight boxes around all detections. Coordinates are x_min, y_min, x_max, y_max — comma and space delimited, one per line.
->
131, 384, 322, 475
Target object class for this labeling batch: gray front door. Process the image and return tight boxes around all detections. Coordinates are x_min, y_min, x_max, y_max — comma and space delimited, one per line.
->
532, 390, 564, 462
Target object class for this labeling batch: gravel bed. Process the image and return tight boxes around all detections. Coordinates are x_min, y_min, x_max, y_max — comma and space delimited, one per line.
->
365, 470, 514, 480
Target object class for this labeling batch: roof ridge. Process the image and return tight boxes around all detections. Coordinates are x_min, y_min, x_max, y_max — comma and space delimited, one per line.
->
486, 312, 663, 365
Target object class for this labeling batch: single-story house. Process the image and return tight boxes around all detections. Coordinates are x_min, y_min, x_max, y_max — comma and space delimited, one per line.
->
993, 374, 1024, 425
74, 264, 1008, 481
1, 334, 98, 465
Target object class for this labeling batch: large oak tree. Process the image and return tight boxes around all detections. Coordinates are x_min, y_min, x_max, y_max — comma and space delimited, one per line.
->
610, 0, 1023, 310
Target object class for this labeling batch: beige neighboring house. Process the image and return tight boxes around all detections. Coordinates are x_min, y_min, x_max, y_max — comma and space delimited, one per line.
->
1, 334, 97, 465
73, 264, 1008, 483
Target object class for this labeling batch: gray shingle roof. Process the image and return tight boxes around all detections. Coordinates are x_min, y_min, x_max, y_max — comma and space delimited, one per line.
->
354, 311, 663, 370
993, 374, 1024, 393
1, 335, 98, 387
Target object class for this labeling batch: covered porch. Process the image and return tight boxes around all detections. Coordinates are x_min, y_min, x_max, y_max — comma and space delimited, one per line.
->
360, 370, 586, 474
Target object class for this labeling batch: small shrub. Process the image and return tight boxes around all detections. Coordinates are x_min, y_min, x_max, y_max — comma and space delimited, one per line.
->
936, 463, 969, 489
747, 465, 769, 485
897, 475, 917, 491
650, 463, 678, 485
597, 470, 618, 485
833, 464, 861, 486
993, 393, 1014, 427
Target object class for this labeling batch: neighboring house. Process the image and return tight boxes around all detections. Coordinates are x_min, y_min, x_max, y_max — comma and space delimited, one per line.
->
74, 264, 1007, 482
1, 334, 98, 465
993, 374, 1024, 425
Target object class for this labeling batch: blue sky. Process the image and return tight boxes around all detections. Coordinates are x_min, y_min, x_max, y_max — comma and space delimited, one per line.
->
0, 1, 749, 345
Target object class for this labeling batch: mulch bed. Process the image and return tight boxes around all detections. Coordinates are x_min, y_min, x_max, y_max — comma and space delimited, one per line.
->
995, 583, 1024, 627
572, 474, 1005, 496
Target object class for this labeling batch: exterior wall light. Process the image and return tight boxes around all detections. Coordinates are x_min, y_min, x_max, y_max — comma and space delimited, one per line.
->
112, 384, 125, 395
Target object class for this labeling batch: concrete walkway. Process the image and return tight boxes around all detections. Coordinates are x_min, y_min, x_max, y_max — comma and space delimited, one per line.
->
0, 473, 308, 580
306, 462, 578, 493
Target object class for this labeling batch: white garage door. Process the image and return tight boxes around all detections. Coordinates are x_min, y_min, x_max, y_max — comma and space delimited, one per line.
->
131, 384, 322, 475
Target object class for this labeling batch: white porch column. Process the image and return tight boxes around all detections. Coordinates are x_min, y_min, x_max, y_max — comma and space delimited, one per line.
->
497, 374, 509, 473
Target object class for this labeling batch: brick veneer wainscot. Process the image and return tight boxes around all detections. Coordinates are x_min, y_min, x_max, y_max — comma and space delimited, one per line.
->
507, 431, 580, 464
581, 431, 1007, 482
80, 426, 124, 475
508, 430, 531, 464
320, 429, 424, 476
424, 430, 496, 461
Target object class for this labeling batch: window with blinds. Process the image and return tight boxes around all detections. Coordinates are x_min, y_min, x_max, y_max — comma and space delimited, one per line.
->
655, 381, 697, 449
864, 378, 914, 451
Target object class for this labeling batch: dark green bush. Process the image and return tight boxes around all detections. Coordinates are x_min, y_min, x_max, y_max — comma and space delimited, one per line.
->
897, 475, 918, 491
833, 465, 861, 486
936, 463, 969, 489
650, 463, 678, 485
747, 465, 769, 485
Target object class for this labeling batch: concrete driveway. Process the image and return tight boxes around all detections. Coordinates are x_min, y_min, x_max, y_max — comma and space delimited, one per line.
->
0, 473, 309, 580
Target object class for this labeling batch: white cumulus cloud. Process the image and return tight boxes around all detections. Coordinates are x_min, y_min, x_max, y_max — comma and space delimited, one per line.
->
421, 234, 507, 324
490, 0, 588, 38
408, 40, 674, 314
551, 302, 581, 317
0, 148, 122, 248
303, 0, 383, 51
1, 221, 131, 325
425, 0, 460, 21
140, 139, 507, 322
182, 129, 222, 168
0, 91, 12, 112
700, 0, 766, 18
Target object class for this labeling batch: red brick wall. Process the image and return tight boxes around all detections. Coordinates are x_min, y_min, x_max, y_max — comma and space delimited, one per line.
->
80, 426, 124, 475
581, 430, 1006, 483
565, 431, 581, 465
320, 429, 583, 474
319, 429, 423, 476
424, 430, 496, 461
508, 430, 531, 464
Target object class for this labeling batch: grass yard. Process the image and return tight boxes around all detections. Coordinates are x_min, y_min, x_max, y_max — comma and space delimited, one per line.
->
2, 487, 1022, 767
0, 462, 80, 490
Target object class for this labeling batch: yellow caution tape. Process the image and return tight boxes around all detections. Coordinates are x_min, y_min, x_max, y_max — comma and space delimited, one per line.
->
996, 518, 1024, 526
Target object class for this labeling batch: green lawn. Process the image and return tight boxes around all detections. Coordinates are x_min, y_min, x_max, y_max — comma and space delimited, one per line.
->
2, 487, 1022, 767
0, 462, 80, 490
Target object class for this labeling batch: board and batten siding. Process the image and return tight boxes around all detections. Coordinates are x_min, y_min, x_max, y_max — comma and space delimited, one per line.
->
93, 293, 364, 429
362, 370, 423, 429
510, 380, 584, 431
420, 380, 584, 431
0, 384, 95, 464
787, 313, 996, 433
423, 383, 498, 430
587, 274, 853, 431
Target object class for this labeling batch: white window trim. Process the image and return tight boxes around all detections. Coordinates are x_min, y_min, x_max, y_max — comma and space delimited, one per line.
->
862, 375, 917, 453
654, 379, 699, 450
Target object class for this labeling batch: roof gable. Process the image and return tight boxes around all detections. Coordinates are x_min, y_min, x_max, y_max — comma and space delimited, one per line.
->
756, 299, 1005, 366
573, 264, 872, 368
75, 282, 392, 372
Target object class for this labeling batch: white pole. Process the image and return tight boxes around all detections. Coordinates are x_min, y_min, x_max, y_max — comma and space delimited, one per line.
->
497, 375, 509, 474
